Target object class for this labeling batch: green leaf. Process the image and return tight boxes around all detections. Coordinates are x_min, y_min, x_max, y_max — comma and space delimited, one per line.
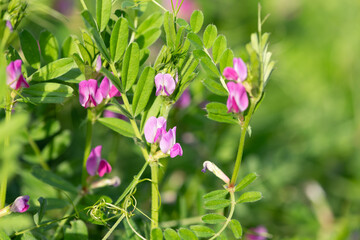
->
30, 119, 60, 141
81, 10, 97, 30
201, 214, 226, 224
21, 82, 74, 104
122, 42, 140, 91
193, 50, 220, 77
31, 166, 77, 193
96, 0, 112, 32
203, 189, 228, 201
237, 191, 262, 204
205, 102, 229, 115
187, 33, 203, 50
0, 230, 10, 240
207, 113, 239, 125
110, 17, 129, 63
64, 220, 88, 240
204, 199, 231, 210
136, 28, 161, 49
235, 172, 258, 192
20, 30, 40, 69
132, 67, 155, 116
212, 35, 227, 64
219, 48, 234, 73
34, 197, 47, 225
137, 12, 164, 36
90, 27, 111, 62
30, 58, 76, 81
190, 10, 204, 33
163, 11, 176, 48
39, 31, 59, 63
164, 228, 180, 240
42, 130, 71, 160
62, 36, 78, 58
176, 18, 190, 29
98, 117, 135, 138
83, 32, 96, 60
190, 225, 214, 238
77, 41, 92, 65
202, 78, 228, 96
203, 24, 217, 49
178, 228, 198, 240
230, 219, 242, 239
151, 228, 163, 240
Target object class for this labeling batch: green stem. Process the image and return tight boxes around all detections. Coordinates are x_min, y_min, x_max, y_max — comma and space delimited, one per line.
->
230, 103, 256, 185
52, 193, 83, 240
209, 191, 235, 240
0, 95, 13, 209
102, 214, 125, 240
81, 109, 94, 190
152, 0, 167, 12
26, 131, 50, 170
114, 161, 149, 205
79, 0, 88, 10
150, 161, 159, 230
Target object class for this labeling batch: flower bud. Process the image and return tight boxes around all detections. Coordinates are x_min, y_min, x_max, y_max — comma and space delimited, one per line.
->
202, 161, 230, 184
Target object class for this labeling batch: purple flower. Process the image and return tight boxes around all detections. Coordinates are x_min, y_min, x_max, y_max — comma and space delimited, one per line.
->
6, 60, 29, 90
160, 127, 183, 158
79, 79, 103, 108
10, 196, 30, 213
95, 55, 102, 72
103, 110, 127, 120
86, 145, 112, 177
223, 57, 248, 82
202, 161, 230, 184
99, 76, 121, 99
6, 20, 13, 32
144, 116, 167, 144
155, 73, 176, 96
226, 82, 249, 113
175, 88, 191, 108
246, 226, 268, 240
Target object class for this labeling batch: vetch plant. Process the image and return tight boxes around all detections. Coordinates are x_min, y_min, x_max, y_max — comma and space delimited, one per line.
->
0, 0, 274, 239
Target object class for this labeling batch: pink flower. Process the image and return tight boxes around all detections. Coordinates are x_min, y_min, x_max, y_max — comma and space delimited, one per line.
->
226, 82, 249, 113
6, 21, 13, 32
160, 127, 183, 158
223, 57, 248, 82
95, 55, 102, 72
175, 88, 191, 109
144, 116, 167, 144
79, 79, 103, 108
86, 145, 112, 177
6, 60, 29, 90
246, 226, 268, 240
99, 76, 121, 99
10, 195, 30, 213
155, 73, 176, 96
103, 110, 127, 120
202, 161, 230, 184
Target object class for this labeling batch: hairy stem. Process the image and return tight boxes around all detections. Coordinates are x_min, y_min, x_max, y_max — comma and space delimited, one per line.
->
81, 109, 93, 190
209, 191, 235, 240
150, 161, 159, 230
230, 103, 256, 185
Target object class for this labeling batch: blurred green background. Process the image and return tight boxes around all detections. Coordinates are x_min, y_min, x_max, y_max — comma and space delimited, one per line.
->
1, 0, 360, 239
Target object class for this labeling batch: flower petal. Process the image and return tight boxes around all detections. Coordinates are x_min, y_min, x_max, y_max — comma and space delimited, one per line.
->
99, 77, 110, 99
155, 73, 164, 96
95, 55, 102, 72
144, 116, 158, 143
10, 195, 30, 213
160, 127, 176, 154
233, 58, 247, 82
223, 67, 239, 81
79, 80, 90, 108
16, 74, 29, 90
86, 145, 102, 176
170, 143, 183, 158
98, 159, 112, 177
163, 74, 176, 96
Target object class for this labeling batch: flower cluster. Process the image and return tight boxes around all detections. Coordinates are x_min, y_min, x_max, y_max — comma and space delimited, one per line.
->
144, 116, 183, 158
6, 60, 29, 90
223, 58, 249, 113
79, 76, 120, 108
86, 145, 112, 177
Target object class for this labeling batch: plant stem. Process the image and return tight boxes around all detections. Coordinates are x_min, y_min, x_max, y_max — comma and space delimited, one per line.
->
81, 109, 93, 190
209, 191, 235, 240
152, 0, 168, 12
102, 214, 125, 240
0, 95, 13, 209
26, 131, 50, 170
79, 0, 88, 10
230, 103, 256, 185
150, 161, 159, 230
52, 193, 83, 240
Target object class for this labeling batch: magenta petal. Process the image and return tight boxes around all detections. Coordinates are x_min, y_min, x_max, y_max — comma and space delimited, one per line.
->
10, 195, 30, 213
144, 116, 158, 143
160, 127, 176, 154
223, 67, 239, 81
79, 80, 90, 108
98, 159, 112, 177
109, 85, 121, 98
16, 75, 29, 90
170, 143, 183, 158
86, 146, 102, 176
226, 82, 248, 113
163, 74, 176, 96
155, 73, 164, 96
99, 77, 110, 99
233, 58, 247, 82
239, 87, 249, 112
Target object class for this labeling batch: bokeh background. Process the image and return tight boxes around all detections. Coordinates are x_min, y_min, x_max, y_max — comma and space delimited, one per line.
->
1, 0, 360, 239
